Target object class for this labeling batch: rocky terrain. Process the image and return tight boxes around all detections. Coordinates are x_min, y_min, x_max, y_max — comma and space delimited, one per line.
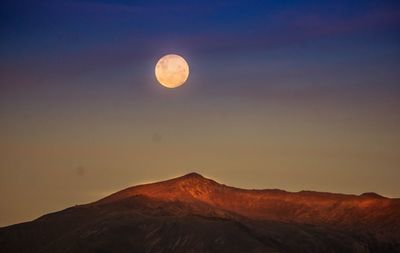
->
1, 173, 399, 253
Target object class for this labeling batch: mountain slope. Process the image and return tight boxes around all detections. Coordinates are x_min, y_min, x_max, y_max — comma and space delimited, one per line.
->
97, 172, 400, 236
1, 173, 399, 253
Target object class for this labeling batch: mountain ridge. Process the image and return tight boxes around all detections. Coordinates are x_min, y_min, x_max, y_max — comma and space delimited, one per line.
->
96, 172, 393, 205
1, 172, 399, 253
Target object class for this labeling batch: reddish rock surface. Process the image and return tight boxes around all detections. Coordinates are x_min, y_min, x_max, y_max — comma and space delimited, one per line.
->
1, 172, 399, 253
98, 173, 400, 236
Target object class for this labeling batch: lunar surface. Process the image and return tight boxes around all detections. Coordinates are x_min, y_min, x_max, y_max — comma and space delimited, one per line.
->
155, 54, 189, 88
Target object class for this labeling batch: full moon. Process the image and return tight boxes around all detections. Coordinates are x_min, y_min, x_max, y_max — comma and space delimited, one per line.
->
155, 54, 189, 88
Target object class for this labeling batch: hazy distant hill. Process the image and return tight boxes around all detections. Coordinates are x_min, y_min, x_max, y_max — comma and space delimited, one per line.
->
1, 173, 399, 253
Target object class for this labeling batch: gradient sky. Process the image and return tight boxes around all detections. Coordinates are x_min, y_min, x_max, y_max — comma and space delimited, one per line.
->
1, 0, 400, 226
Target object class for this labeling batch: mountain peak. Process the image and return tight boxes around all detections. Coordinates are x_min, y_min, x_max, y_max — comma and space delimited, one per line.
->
96, 172, 219, 205
181, 172, 205, 179
178, 172, 210, 181
171, 172, 218, 186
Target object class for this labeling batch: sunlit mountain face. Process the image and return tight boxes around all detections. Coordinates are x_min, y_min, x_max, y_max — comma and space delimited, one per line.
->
1, 173, 399, 253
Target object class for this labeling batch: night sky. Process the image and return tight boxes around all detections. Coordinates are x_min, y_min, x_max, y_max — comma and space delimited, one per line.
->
1, 0, 400, 226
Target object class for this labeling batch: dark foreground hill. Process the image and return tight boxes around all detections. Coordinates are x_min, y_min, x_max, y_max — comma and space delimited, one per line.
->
1, 173, 399, 253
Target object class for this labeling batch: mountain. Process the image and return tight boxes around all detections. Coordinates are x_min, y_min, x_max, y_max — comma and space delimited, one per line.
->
1, 173, 399, 253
